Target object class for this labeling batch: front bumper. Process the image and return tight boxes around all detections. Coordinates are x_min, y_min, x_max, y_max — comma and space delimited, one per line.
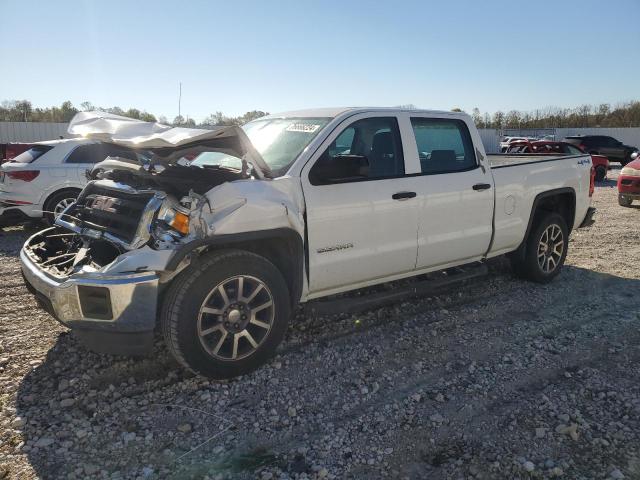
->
578, 207, 596, 228
20, 248, 159, 355
619, 192, 640, 201
618, 176, 640, 195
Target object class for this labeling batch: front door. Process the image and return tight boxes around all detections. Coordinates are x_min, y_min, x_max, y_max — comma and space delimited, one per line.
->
301, 115, 419, 295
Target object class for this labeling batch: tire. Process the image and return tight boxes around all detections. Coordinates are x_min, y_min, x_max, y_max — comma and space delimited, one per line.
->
594, 165, 606, 182
43, 189, 80, 224
511, 212, 569, 284
618, 194, 633, 207
161, 249, 291, 379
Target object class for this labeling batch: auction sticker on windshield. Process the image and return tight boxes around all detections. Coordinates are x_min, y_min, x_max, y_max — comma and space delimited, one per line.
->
286, 123, 321, 133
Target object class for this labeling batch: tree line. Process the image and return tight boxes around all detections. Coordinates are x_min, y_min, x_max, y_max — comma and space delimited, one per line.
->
466, 101, 640, 129
0, 100, 268, 127
2, 99, 640, 129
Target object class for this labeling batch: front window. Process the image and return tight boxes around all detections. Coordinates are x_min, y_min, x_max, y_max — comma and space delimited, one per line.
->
243, 117, 331, 175
309, 117, 405, 185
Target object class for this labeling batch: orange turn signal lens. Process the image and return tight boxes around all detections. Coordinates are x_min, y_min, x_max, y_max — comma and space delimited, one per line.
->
170, 211, 190, 235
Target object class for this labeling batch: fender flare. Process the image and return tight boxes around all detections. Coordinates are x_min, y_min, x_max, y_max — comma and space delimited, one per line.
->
511, 187, 576, 260
166, 227, 304, 304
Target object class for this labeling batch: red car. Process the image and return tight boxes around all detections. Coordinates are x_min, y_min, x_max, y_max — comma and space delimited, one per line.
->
506, 140, 609, 181
618, 152, 640, 207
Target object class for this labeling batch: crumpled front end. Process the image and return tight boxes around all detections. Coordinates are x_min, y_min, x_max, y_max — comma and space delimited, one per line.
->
20, 226, 161, 355
19, 179, 189, 355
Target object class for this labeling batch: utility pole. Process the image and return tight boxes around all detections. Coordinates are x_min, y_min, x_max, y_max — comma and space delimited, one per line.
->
178, 82, 182, 121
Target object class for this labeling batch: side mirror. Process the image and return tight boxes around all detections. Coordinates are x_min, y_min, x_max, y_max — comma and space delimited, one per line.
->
631, 151, 639, 161
310, 154, 369, 184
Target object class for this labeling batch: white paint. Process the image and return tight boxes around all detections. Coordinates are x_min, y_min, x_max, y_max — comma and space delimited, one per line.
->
193, 108, 593, 301
0, 139, 98, 219
29, 108, 593, 306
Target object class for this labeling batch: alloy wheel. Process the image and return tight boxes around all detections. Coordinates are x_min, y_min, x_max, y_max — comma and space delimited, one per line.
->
53, 197, 76, 218
197, 275, 275, 361
537, 224, 564, 273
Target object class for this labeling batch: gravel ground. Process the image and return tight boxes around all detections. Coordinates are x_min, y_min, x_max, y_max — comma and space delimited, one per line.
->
0, 168, 639, 480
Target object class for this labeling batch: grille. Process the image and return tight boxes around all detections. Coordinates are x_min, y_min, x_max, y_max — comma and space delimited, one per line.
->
73, 185, 155, 243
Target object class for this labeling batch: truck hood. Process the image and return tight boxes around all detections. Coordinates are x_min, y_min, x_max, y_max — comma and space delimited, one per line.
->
68, 111, 271, 179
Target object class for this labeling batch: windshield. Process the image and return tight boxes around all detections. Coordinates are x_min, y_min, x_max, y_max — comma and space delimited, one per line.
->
11, 145, 53, 164
243, 117, 331, 175
190, 151, 243, 170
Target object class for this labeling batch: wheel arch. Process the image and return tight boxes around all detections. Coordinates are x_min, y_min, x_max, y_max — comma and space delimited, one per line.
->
511, 188, 576, 260
43, 187, 83, 207
42, 187, 83, 217
167, 228, 304, 306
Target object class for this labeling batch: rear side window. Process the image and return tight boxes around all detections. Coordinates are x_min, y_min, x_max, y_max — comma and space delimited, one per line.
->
410, 118, 476, 174
66, 144, 136, 164
11, 145, 53, 164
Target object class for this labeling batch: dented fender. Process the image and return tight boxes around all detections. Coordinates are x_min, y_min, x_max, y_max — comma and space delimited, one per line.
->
164, 176, 308, 301
198, 176, 306, 237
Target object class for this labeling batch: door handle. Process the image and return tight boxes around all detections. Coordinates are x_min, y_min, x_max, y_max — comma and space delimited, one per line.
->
472, 183, 491, 191
392, 191, 417, 200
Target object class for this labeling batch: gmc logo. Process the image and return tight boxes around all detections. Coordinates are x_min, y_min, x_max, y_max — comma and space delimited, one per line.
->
89, 196, 118, 213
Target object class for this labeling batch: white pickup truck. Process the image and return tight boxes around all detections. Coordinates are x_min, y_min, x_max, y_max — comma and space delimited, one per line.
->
20, 109, 595, 378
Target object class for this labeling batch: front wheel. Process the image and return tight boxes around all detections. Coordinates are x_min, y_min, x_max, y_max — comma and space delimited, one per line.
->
619, 194, 633, 207
161, 249, 291, 379
511, 213, 569, 283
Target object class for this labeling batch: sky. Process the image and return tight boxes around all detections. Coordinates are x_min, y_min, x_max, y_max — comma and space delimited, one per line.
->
1, 0, 639, 122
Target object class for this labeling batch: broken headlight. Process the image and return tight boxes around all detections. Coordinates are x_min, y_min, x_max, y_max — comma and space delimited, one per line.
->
161, 208, 190, 235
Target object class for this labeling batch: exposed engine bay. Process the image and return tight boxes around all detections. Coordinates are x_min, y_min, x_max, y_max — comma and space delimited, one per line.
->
22, 111, 303, 279
24, 141, 255, 276
23, 227, 122, 278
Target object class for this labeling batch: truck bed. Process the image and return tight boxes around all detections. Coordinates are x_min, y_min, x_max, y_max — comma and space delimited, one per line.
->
488, 153, 584, 169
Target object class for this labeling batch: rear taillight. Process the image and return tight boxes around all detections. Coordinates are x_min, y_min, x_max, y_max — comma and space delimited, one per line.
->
5, 170, 40, 182
589, 167, 595, 197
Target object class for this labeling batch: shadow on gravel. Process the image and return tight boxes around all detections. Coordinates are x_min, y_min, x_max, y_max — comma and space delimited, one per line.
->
597, 178, 618, 188
12, 263, 640, 479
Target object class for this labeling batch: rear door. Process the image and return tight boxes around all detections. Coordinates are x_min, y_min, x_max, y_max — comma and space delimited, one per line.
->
301, 114, 421, 295
404, 115, 494, 269
65, 143, 103, 179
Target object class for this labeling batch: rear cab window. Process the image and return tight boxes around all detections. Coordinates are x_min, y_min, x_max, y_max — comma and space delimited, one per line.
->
410, 118, 477, 174
10, 145, 53, 164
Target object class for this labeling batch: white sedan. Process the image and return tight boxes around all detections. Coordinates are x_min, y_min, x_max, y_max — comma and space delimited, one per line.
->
0, 138, 143, 225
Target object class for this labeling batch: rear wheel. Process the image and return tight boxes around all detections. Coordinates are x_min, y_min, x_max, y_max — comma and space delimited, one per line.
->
511, 213, 569, 283
594, 165, 606, 181
43, 190, 80, 224
161, 249, 291, 379
618, 194, 633, 207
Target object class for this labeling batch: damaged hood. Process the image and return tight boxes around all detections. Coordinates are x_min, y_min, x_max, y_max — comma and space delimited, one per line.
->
68, 111, 271, 178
